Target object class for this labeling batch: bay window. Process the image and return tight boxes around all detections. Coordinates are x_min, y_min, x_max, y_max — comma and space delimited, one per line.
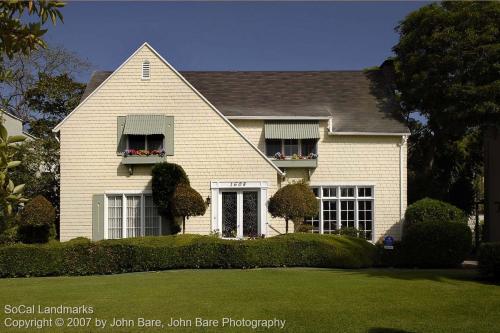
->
105, 193, 162, 239
304, 185, 374, 240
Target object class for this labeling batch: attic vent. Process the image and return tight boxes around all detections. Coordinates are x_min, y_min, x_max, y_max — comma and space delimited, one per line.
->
142, 60, 150, 80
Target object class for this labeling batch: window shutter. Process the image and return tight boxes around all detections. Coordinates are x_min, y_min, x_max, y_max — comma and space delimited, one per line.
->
164, 116, 174, 156
117, 116, 126, 154
92, 194, 105, 241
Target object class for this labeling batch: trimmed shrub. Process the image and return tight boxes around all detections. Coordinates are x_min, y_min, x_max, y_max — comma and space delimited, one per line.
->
152, 162, 189, 211
268, 182, 319, 233
18, 195, 56, 243
404, 198, 467, 230
171, 184, 207, 234
402, 221, 472, 268
478, 242, 500, 280
0, 234, 378, 278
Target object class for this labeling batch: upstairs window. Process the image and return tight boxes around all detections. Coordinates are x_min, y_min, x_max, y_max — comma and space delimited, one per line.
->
127, 134, 164, 151
142, 60, 150, 80
265, 138, 318, 158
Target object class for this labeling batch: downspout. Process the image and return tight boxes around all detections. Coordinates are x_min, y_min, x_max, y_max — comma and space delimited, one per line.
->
398, 135, 408, 227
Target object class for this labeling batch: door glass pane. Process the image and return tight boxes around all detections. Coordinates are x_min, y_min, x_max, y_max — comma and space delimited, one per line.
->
128, 135, 146, 150
340, 200, 355, 228
243, 191, 259, 237
323, 200, 337, 233
145, 195, 161, 236
127, 195, 142, 237
222, 192, 237, 238
108, 196, 123, 239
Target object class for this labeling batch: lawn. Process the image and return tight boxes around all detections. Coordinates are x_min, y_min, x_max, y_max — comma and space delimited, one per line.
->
0, 268, 498, 333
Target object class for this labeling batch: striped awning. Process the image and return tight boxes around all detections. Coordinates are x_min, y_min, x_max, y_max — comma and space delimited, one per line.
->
264, 121, 320, 139
123, 115, 166, 135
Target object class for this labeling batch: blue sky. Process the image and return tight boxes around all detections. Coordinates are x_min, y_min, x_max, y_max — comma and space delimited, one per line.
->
45, 1, 427, 81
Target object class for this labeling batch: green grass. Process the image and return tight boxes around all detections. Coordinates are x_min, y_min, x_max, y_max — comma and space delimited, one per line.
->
0, 268, 498, 333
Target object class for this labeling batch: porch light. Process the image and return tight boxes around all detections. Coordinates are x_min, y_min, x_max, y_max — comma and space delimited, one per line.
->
206, 195, 211, 206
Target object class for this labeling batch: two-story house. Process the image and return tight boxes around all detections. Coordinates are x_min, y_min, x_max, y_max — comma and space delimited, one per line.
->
53, 43, 409, 242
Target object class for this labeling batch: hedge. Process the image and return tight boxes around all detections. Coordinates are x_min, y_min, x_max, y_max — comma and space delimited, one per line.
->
478, 242, 500, 279
401, 221, 472, 268
0, 234, 378, 278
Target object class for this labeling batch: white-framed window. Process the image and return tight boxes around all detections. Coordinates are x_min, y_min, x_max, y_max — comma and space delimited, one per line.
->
142, 60, 150, 80
265, 139, 318, 157
105, 192, 161, 239
304, 185, 374, 240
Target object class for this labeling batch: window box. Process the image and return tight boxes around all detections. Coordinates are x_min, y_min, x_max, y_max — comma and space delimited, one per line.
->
121, 155, 165, 165
272, 158, 318, 168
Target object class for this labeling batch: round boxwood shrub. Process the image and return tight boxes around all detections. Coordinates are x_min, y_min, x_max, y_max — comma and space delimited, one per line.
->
404, 198, 467, 230
171, 183, 207, 234
18, 195, 56, 243
402, 221, 472, 268
268, 182, 318, 234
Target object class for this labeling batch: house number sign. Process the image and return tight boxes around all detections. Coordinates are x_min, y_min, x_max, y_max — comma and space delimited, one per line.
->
230, 182, 247, 187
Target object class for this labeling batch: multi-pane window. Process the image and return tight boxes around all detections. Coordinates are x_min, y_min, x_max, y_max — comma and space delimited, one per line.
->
265, 139, 318, 157
106, 193, 161, 239
303, 185, 374, 240
127, 135, 164, 151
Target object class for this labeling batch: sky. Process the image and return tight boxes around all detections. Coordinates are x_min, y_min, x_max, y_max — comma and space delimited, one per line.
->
44, 1, 428, 82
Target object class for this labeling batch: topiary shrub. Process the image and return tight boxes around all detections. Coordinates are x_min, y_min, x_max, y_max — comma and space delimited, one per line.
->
171, 183, 207, 234
402, 221, 472, 268
268, 182, 318, 233
152, 162, 190, 234
478, 242, 500, 280
404, 198, 467, 231
18, 195, 56, 243
152, 162, 190, 212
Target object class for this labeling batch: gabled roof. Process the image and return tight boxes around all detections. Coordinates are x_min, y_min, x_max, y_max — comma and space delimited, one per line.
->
80, 70, 409, 134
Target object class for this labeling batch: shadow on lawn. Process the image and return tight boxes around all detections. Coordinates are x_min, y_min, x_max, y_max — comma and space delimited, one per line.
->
368, 328, 416, 333
326, 268, 499, 285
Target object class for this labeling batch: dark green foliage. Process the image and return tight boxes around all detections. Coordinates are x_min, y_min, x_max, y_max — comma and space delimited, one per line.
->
151, 162, 189, 212
402, 221, 472, 268
171, 184, 206, 234
268, 182, 319, 233
18, 195, 56, 243
0, 234, 378, 278
404, 198, 467, 230
478, 242, 500, 280
390, 2, 500, 213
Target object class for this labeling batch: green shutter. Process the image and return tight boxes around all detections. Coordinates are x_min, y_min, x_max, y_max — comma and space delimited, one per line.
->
165, 116, 174, 156
92, 194, 105, 241
117, 116, 126, 154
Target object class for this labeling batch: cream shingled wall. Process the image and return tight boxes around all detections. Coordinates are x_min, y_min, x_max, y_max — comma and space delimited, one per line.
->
58, 45, 284, 241
231, 119, 408, 241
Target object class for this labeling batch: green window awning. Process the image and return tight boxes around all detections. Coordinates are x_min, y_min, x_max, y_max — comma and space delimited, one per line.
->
123, 115, 167, 135
264, 121, 320, 139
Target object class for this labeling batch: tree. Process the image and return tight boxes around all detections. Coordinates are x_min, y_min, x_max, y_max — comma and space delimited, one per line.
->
0, 45, 89, 123
10, 135, 60, 228
268, 182, 318, 234
171, 183, 206, 234
18, 194, 56, 243
380, 2, 500, 213
0, 1, 65, 81
0, 119, 27, 232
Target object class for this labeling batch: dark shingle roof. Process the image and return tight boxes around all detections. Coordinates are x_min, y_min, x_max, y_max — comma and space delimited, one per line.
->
80, 70, 409, 134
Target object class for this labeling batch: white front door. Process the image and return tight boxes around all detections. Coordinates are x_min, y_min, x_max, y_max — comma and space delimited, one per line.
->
220, 190, 259, 238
